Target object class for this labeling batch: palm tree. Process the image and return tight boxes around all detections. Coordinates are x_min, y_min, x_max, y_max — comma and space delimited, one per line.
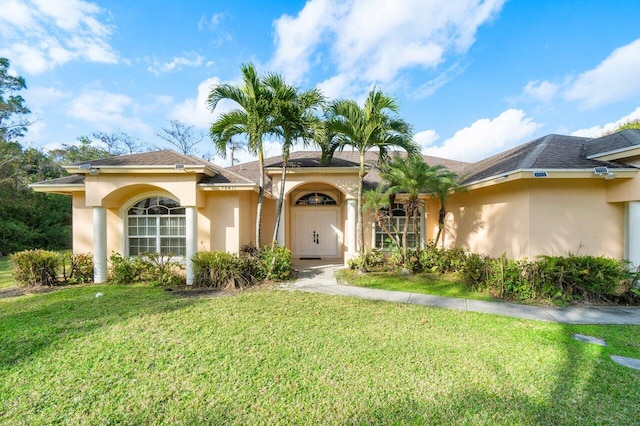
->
381, 154, 449, 258
314, 109, 341, 166
207, 63, 276, 246
428, 171, 463, 247
362, 185, 400, 247
264, 73, 325, 244
328, 89, 417, 255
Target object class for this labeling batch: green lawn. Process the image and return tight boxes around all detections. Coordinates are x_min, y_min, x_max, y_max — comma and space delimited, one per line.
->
1, 285, 639, 424
0, 256, 13, 289
337, 269, 496, 301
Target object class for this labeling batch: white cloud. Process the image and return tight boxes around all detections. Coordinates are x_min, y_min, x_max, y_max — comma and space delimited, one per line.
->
522, 80, 558, 103
0, 0, 116, 74
170, 77, 236, 129
147, 53, 204, 75
564, 38, 640, 109
68, 89, 151, 133
414, 129, 440, 149
198, 13, 224, 31
570, 106, 640, 137
423, 109, 540, 162
270, 0, 505, 95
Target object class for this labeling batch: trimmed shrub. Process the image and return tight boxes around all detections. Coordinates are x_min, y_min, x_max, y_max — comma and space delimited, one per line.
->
108, 252, 184, 286
10, 249, 61, 287
420, 245, 467, 274
347, 249, 386, 272
108, 252, 147, 285
192, 251, 256, 289
62, 252, 94, 284
259, 245, 292, 281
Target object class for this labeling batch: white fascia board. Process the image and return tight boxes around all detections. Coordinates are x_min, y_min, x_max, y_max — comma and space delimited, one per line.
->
463, 168, 638, 189
586, 146, 640, 160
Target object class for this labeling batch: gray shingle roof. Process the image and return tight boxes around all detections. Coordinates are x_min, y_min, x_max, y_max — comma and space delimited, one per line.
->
70, 149, 210, 167
584, 129, 640, 157
228, 150, 469, 190
459, 134, 634, 184
31, 174, 85, 186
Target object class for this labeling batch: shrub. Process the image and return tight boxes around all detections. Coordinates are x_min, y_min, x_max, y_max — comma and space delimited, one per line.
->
258, 244, 292, 281
140, 252, 184, 287
109, 252, 184, 286
108, 252, 147, 285
420, 244, 467, 274
62, 252, 94, 284
192, 251, 256, 289
10, 249, 61, 287
347, 249, 386, 272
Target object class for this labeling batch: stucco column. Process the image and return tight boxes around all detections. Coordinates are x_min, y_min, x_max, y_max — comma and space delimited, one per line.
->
626, 202, 640, 268
419, 202, 426, 249
345, 198, 357, 265
277, 201, 285, 246
185, 206, 197, 285
93, 206, 107, 283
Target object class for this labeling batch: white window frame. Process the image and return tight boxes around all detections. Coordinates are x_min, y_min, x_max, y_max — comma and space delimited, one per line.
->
373, 202, 421, 249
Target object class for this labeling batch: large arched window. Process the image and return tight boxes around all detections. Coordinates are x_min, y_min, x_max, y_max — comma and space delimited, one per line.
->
127, 196, 186, 256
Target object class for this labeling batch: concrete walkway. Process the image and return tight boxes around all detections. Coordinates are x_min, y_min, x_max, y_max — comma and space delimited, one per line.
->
284, 260, 640, 325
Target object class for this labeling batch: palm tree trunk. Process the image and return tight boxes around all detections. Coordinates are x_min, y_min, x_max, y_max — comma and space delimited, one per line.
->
434, 203, 446, 248
256, 150, 265, 247
272, 149, 289, 244
357, 152, 365, 256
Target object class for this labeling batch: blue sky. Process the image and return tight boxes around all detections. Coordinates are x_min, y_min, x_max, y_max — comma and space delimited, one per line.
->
2, 0, 640, 165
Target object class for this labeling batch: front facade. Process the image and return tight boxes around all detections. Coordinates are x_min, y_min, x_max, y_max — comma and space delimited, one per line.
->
32, 129, 640, 284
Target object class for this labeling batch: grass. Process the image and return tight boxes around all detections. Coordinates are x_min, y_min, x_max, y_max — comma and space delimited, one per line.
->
0, 256, 13, 289
337, 268, 496, 301
1, 284, 639, 424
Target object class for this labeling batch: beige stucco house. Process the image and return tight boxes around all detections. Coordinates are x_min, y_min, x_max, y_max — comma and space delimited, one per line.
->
32, 129, 640, 284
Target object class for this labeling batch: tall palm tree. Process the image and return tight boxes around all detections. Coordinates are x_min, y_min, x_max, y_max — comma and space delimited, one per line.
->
264, 73, 325, 244
328, 89, 417, 255
428, 171, 462, 247
207, 63, 276, 246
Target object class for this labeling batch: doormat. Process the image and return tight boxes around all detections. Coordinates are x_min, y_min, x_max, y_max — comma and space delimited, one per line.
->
300, 257, 322, 260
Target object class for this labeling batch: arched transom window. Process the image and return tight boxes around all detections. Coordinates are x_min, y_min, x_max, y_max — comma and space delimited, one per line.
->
295, 192, 337, 205
127, 196, 186, 256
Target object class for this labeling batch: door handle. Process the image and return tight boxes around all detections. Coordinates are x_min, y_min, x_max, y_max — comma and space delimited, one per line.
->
312, 231, 319, 244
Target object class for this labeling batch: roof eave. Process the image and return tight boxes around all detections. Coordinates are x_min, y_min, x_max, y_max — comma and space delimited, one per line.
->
64, 165, 217, 176
29, 184, 84, 194
587, 146, 640, 161
265, 166, 364, 175
463, 168, 638, 191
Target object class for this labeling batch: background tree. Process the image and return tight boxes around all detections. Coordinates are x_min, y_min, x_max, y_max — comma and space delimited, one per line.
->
208, 63, 278, 246
605, 119, 640, 135
48, 136, 111, 165
156, 120, 203, 155
0, 58, 32, 142
328, 89, 417, 255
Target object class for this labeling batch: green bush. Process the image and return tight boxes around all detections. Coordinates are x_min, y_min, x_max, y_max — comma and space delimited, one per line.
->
10, 249, 61, 287
420, 244, 467, 274
108, 252, 184, 286
192, 251, 256, 289
62, 252, 94, 284
109, 252, 146, 284
347, 249, 386, 272
258, 244, 292, 281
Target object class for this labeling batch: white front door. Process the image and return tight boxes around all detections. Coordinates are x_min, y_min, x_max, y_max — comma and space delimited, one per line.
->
293, 208, 339, 257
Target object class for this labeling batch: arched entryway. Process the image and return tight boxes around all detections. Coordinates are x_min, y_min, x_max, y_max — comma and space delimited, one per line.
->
290, 189, 342, 259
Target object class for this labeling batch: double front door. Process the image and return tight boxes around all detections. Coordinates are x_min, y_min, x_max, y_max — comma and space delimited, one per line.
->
293, 208, 339, 257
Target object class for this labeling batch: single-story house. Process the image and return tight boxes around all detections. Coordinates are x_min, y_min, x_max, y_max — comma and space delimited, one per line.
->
31, 129, 640, 284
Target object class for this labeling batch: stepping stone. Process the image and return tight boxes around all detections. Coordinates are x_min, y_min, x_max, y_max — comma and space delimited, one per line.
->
571, 333, 607, 346
610, 355, 640, 371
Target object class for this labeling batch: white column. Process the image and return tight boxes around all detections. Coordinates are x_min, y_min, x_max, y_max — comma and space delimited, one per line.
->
345, 198, 357, 265
185, 206, 197, 285
419, 202, 426, 249
626, 201, 640, 268
276, 201, 285, 246
93, 206, 107, 283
